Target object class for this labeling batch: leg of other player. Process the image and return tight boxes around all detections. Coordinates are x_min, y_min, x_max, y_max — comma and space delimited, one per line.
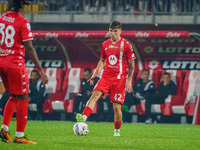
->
76, 90, 103, 122
13, 94, 36, 144
0, 67, 36, 144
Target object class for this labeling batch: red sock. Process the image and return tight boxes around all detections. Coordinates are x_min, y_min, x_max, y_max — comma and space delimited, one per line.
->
16, 100, 29, 132
83, 106, 92, 118
2, 97, 17, 126
114, 120, 122, 130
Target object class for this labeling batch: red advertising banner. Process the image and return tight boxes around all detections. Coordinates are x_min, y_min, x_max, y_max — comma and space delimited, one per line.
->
32, 31, 190, 38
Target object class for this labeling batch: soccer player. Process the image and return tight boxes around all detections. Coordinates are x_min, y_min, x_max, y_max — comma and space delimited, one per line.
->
76, 20, 136, 136
0, 0, 48, 144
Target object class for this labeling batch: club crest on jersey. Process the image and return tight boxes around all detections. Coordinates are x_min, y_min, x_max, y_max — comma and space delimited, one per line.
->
108, 55, 117, 65
27, 23, 31, 31
28, 32, 32, 37
109, 45, 118, 49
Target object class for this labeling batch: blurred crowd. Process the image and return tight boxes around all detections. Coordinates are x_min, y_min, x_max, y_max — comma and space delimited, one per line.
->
27, 0, 200, 14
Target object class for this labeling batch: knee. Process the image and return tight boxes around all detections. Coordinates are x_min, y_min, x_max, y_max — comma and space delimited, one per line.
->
113, 106, 121, 114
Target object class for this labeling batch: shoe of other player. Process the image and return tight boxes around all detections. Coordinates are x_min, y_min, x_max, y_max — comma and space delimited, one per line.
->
0, 128, 12, 143
13, 136, 37, 144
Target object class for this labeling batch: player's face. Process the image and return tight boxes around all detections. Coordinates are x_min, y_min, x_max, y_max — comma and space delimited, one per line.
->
30, 72, 39, 83
83, 71, 91, 80
163, 74, 170, 85
142, 71, 149, 82
109, 27, 121, 42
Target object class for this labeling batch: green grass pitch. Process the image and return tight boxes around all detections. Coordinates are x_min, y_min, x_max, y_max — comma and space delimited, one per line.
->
0, 121, 200, 150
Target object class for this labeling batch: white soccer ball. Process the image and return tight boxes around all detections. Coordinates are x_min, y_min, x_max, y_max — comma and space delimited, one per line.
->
73, 122, 89, 136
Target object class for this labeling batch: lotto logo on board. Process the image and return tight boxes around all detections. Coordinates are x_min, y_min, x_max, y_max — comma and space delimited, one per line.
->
108, 55, 117, 65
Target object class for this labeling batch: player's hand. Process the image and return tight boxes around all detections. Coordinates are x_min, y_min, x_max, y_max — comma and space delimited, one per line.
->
87, 90, 92, 96
126, 80, 133, 93
39, 70, 48, 84
87, 74, 96, 85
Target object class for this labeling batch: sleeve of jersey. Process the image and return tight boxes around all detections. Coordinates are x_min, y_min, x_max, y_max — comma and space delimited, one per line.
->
126, 43, 136, 60
100, 43, 106, 59
21, 22, 33, 42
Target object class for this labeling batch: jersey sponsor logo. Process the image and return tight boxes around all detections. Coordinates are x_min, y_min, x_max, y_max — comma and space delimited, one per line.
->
0, 48, 15, 56
27, 23, 31, 31
2, 16, 15, 23
108, 55, 117, 65
109, 45, 118, 49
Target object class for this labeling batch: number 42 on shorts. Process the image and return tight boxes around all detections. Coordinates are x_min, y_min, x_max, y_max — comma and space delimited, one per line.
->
114, 94, 122, 101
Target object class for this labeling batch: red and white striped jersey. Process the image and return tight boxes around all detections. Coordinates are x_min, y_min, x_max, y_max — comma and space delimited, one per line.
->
101, 37, 136, 79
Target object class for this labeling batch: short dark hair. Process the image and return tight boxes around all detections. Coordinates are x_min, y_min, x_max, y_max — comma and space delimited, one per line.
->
109, 20, 122, 29
163, 72, 170, 77
9, 0, 32, 12
84, 68, 92, 73
142, 69, 150, 74
31, 69, 39, 74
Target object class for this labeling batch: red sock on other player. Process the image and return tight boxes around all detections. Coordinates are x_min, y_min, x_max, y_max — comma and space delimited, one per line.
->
83, 106, 92, 118
114, 120, 122, 130
16, 100, 29, 132
2, 97, 17, 128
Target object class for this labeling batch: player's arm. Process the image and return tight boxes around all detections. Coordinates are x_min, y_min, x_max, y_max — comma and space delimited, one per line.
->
24, 40, 48, 84
87, 59, 106, 82
126, 59, 135, 93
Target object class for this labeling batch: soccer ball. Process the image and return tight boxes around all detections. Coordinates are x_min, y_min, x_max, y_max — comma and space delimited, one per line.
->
73, 122, 89, 136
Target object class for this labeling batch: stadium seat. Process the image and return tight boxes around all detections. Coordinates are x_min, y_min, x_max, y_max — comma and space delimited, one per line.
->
62, 68, 83, 100
39, 68, 64, 113
136, 69, 161, 88
45, 68, 63, 93
42, 99, 53, 113
160, 70, 183, 95
157, 70, 183, 115
172, 70, 200, 116
50, 68, 87, 113
132, 69, 160, 115
28, 103, 37, 111
194, 97, 200, 125
27, 67, 63, 93
51, 101, 65, 111
64, 99, 75, 113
